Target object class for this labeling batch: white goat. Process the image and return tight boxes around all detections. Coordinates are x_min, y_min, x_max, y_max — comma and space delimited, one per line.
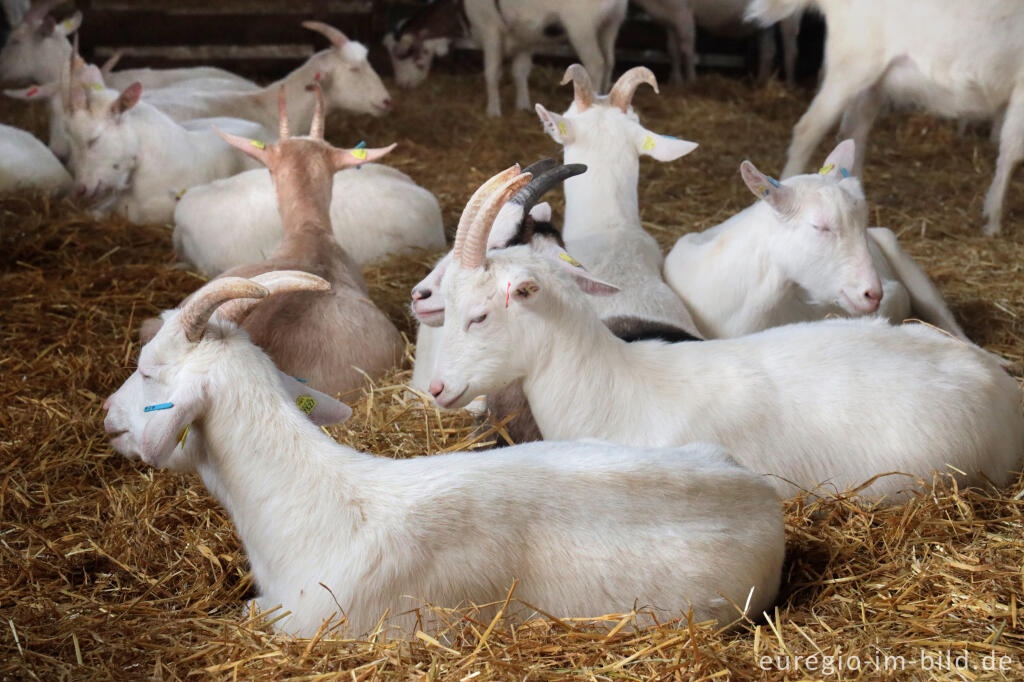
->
140, 23, 391, 130
664, 140, 968, 340
0, 122, 70, 192
173, 162, 444, 277
635, 0, 801, 85
0, 0, 77, 84
430, 167, 1024, 501
535, 65, 701, 335
63, 79, 269, 224
104, 272, 785, 637
746, 0, 1024, 235
384, 0, 627, 117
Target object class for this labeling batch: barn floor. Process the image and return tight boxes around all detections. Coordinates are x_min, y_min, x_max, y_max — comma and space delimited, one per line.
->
2, 68, 1024, 680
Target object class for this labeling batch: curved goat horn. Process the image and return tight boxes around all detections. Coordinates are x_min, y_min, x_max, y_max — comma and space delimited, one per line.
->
302, 20, 349, 48
278, 86, 290, 140
217, 270, 330, 325
179, 277, 269, 343
309, 83, 325, 139
521, 158, 558, 178
608, 66, 659, 112
560, 64, 595, 112
452, 165, 520, 262
461, 172, 533, 269
510, 163, 587, 215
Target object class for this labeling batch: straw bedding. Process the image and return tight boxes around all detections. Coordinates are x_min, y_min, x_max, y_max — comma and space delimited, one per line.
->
2, 67, 1023, 680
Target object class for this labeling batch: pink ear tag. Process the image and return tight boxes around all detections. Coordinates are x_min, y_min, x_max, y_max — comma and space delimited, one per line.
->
315, 72, 322, 80
505, 282, 511, 308
26, 87, 38, 97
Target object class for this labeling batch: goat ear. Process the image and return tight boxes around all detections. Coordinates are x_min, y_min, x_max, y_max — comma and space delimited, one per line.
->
37, 15, 55, 37
740, 160, 795, 215
528, 201, 552, 223
4, 82, 59, 100
139, 316, 164, 345
510, 277, 540, 302
533, 240, 621, 296
139, 384, 205, 468
110, 82, 142, 117
634, 126, 698, 162
819, 139, 856, 179
278, 373, 353, 426
328, 142, 396, 172
214, 127, 272, 165
56, 11, 82, 36
535, 104, 573, 145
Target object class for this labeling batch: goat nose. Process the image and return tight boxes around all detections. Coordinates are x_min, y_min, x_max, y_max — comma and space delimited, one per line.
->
75, 184, 87, 196
412, 288, 431, 301
428, 379, 444, 398
864, 288, 882, 303
103, 394, 112, 411
381, 97, 393, 110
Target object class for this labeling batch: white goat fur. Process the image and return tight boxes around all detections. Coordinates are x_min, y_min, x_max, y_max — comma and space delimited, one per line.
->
173, 163, 444, 277
388, 0, 627, 117
65, 84, 268, 224
746, 0, 1024, 235
0, 3, 77, 84
0, 122, 70, 192
664, 140, 967, 339
432, 246, 1024, 501
140, 30, 391, 130
634, 0, 801, 85
535, 69, 701, 335
104, 278, 785, 637
105, 66, 256, 93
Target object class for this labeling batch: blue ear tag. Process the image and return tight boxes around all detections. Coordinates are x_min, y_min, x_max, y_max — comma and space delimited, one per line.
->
293, 376, 308, 383
766, 176, 781, 188
840, 167, 850, 178
144, 402, 173, 412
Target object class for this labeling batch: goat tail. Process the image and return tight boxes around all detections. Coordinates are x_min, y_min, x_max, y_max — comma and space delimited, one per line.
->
744, 0, 816, 25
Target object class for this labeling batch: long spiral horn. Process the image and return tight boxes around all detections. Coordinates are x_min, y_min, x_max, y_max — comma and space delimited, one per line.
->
608, 66, 659, 112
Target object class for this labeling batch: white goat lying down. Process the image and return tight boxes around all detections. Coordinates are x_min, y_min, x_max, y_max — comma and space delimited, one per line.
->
384, 0, 627, 117
0, 122, 70, 192
141, 22, 391, 130
178, 86, 403, 396
63, 77, 269, 225
173, 162, 444, 277
411, 160, 698, 444
746, 0, 1024, 235
430, 167, 1024, 502
664, 140, 967, 340
104, 272, 785, 637
0, 0, 77, 84
535, 65, 701, 336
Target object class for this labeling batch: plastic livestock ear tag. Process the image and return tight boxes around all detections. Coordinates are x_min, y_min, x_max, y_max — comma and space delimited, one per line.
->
26, 87, 38, 97
144, 402, 173, 412
90, 83, 103, 91
819, 163, 834, 175
61, 18, 75, 31
296, 395, 317, 415
557, 121, 567, 137
350, 148, 368, 160
293, 376, 308, 383
559, 252, 583, 268
176, 424, 190, 448
250, 140, 266, 150
175, 188, 187, 200
642, 135, 656, 152
766, 176, 781, 188
505, 282, 511, 307
315, 72, 322, 80
840, 167, 850, 178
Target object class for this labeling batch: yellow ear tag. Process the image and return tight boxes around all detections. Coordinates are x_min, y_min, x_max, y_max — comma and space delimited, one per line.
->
757, 185, 769, 196
176, 424, 190, 448
557, 121, 567, 137
175, 188, 187, 200
350, 148, 368, 160
90, 82, 103, 91
250, 140, 266, 150
61, 19, 75, 31
296, 395, 317, 415
559, 252, 583, 268
819, 163, 835, 175
642, 135, 656, 152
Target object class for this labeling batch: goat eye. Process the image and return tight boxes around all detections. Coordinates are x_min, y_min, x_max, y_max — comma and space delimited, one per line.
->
812, 223, 832, 233
469, 313, 487, 328
112, 163, 120, 170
